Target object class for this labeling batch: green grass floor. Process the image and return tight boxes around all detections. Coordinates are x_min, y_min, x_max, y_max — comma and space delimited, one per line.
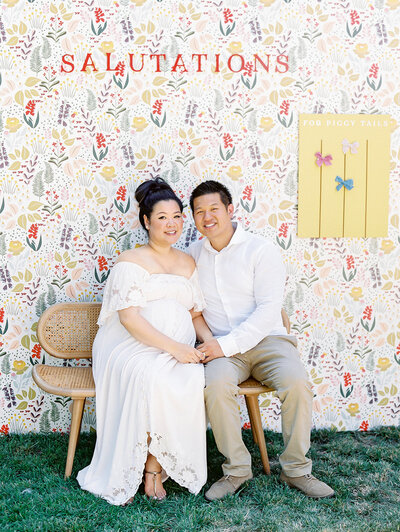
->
1, 427, 400, 532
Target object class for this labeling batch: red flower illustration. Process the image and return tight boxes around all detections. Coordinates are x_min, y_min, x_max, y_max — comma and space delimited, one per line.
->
116, 186, 127, 201
25, 100, 36, 116
0, 308, 4, 323
95, 8, 105, 23
97, 256, 108, 272
279, 100, 290, 116
0, 425, 9, 436
32, 344, 42, 359
350, 10, 360, 25
362, 306, 373, 321
359, 420, 369, 432
115, 61, 125, 77
96, 133, 106, 149
242, 62, 254, 77
397, 343, 400, 356
28, 224, 38, 239
223, 133, 233, 149
152, 100, 163, 115
223, 8, 233, 23
368, 64, 379, 79
343, 372, 352, 387
242, 185, 253, 201
278, 223, 288, 238
346, 255, 355, 270
242, 422, 250, 430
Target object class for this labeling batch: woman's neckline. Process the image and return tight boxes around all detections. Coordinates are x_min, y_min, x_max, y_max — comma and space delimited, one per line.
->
115, 260, 195, 281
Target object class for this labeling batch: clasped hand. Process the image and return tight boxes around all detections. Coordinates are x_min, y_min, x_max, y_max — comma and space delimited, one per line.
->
172, 343, 205, 364
196, 339, 225, 363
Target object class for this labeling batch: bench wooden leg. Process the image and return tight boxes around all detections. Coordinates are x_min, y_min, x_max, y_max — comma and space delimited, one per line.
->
245, 394, 270, 475
245, 395, 258, 445
76, 398, 86, 447
65, 398, 85, 479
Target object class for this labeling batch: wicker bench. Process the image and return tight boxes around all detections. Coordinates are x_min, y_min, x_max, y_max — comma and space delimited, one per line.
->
33, 303, 100, 478
33, 303, 288, 478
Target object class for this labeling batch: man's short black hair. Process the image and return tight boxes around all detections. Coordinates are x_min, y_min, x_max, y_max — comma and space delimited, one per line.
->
189, 180, 233, 212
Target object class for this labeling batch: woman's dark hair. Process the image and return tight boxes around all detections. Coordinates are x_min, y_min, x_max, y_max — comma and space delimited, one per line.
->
135, 177, 183, 231
189, 180, 233, 212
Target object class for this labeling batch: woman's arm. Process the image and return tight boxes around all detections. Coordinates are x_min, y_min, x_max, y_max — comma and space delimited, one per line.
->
119, 307, 204, 364
190, 310, 214, 343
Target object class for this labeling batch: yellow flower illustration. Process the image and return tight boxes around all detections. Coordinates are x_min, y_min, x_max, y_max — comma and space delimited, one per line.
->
350, 287, 363, 301
377, 357, 391, 371
260, 0, 276, 5
346, 403, 359, 416
354, 44, 368, 58
99, 41, 115, 55
6, 118, 22, 133
386, 0, 400, 9
260, 117, 274, 132
130, 0, 148, 5
100, 166, 116, 181
3, 0, 20, 7
381, 239, 394, 254
132, 117, 148, 132
227, 166, 243, 180
9, 241, 24, 256
13, 360, 28, 375
227, 42, 243, 54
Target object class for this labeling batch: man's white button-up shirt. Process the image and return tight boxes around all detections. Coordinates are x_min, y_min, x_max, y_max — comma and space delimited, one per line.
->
189, 224, 287, 357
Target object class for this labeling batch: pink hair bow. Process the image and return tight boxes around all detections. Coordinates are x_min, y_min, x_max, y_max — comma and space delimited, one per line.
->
342, 138, 359, 154
315, 152, 333, 167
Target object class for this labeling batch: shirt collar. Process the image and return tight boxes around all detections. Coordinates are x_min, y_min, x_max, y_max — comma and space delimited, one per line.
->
202, 222, 247, 254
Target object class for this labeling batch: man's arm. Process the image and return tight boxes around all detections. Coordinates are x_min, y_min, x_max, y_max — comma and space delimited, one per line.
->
199, 243, 286, 360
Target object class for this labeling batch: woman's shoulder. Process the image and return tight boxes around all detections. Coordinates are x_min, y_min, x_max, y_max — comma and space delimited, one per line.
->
172, 249, 196, 276
114, 248, 151, 274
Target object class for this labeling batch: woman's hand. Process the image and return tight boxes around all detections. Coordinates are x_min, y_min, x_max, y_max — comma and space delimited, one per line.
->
171, 343, 205, 364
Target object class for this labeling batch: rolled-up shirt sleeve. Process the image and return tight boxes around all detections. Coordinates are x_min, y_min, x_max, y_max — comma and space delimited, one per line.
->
216, 244, 286, 357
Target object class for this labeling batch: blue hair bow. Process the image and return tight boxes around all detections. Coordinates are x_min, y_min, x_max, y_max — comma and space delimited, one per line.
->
335, 176, 354, 191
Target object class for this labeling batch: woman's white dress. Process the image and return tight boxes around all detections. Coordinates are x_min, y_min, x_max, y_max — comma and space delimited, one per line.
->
77, 262, 207, 505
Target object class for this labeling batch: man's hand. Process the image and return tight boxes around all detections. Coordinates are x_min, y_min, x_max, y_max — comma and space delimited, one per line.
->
197, 339, 225, 363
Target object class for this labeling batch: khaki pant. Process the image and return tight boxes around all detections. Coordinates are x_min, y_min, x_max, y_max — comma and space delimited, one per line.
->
205, 335, 313, 478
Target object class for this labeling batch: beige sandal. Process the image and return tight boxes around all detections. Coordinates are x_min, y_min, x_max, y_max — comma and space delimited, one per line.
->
144, 469, 166, 501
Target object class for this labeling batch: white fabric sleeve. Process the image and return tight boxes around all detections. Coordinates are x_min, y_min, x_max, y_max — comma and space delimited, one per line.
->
97, 262, 148, 326
190, 269, 206, 312
216, 244, 286, 357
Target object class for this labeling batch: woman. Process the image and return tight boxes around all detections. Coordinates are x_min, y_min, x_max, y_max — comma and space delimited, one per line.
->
77, 178, 211, 505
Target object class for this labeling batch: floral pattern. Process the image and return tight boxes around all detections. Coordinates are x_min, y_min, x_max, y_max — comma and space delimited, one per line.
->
0, 0, 399, 435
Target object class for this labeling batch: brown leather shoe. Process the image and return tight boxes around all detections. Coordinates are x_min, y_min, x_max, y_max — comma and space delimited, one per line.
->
280, 472, 335, 499
205, 472, 253, 501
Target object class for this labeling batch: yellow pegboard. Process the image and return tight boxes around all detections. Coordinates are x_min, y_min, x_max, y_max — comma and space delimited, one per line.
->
298, 114, 391, 237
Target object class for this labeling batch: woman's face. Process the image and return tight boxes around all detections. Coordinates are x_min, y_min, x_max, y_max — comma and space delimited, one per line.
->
144, 200, 183, 245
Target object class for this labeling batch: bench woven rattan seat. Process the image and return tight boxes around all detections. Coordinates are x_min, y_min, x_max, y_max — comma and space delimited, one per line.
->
33, 366, 95, 398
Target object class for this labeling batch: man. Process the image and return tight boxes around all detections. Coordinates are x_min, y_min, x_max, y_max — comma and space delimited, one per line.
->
188, 180, 334, 501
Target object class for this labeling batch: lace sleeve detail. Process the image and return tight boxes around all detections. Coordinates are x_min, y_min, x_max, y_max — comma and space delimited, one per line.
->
97, 262, 149, 326
190, 269, 206, 312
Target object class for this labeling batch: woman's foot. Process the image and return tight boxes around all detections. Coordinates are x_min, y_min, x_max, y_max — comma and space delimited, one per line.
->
122, 497, 134, 506
144, 470, 166, 501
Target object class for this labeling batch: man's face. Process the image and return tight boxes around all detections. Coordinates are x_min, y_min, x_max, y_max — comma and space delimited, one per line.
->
192, 192, 234, 241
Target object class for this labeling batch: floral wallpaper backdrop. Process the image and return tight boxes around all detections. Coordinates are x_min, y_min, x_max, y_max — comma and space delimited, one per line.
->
0, 0, 400, 436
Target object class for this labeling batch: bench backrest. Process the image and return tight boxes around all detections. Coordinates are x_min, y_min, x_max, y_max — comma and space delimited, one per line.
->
37, 303, 290, 359
37, 303, 101, 359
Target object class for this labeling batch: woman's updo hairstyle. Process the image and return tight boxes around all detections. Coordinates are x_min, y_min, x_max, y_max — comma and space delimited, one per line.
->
135, 177, 183, 231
